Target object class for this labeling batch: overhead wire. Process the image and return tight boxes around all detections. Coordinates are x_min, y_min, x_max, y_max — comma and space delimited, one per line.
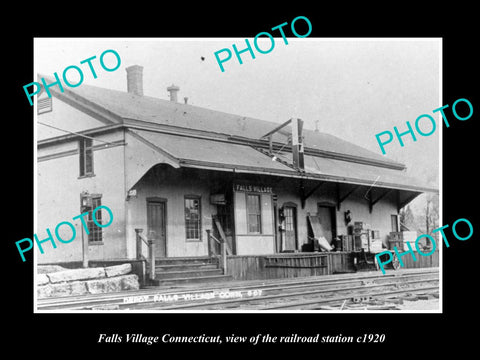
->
37, 121, 116, 146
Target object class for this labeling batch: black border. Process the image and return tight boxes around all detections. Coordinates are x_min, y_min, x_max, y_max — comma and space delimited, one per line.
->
7, 6, 478, 355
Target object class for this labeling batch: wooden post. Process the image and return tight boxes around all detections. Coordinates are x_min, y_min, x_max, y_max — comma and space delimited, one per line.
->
221, 240, 227, 275
299, 179, 306, 209
82, 223, 89, 268
135, 229, 147, 285
135, 228, 143, 260
336, 183, 341, 211
214, 217, 232, 255
327, 254, 332, 275
206, 229, 212, 257
148, 240, 155, 280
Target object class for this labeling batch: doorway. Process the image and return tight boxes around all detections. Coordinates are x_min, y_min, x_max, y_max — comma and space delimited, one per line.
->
317, 204, 336, 244
283, 204, 298, 251
147, 198, 167, 257
215, 202, 235, 255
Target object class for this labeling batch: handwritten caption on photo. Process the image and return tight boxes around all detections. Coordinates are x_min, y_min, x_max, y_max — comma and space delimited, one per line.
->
123, 288, 262, 305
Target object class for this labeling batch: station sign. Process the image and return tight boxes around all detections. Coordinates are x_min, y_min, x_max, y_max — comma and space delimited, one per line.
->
233, 184, 273, 193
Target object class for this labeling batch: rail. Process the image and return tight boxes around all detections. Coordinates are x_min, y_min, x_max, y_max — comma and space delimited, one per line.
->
135, 229, 155, 281
206, 229, 227, 275
36, 269, 439, 310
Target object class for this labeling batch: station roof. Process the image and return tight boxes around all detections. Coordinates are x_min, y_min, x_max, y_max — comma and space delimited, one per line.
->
45, 82, 404, 168
130, 128, 435, 193
39, 79, 438, 194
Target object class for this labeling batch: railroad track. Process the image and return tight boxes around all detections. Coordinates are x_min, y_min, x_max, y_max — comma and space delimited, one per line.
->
37, 268, 439, 311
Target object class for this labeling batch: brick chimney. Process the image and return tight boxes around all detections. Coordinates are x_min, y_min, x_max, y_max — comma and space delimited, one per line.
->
167, 84, 180, 102
126, 65, 143, 96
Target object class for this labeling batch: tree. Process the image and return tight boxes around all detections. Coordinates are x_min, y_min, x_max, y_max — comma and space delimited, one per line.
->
422, 173, 440, 249
425, 192, 439, 235
399, 204, 415, 231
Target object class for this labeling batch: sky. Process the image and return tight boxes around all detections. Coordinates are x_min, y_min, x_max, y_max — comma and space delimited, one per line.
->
34, 37, 441, 193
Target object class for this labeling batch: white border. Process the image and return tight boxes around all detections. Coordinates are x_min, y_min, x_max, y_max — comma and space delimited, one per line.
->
33, 37, 442, 314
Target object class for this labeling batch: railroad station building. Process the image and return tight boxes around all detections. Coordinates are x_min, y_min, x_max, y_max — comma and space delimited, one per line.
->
36, 65, 437, 280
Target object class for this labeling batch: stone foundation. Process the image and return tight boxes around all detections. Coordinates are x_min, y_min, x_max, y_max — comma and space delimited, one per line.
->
37, 264, 139, 299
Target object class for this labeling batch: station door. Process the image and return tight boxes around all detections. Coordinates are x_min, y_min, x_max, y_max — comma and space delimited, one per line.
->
283, 205, 297, 251
147, 200, 167, 257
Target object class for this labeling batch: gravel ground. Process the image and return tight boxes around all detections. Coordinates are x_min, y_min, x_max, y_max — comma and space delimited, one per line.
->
396, 298, 440, 311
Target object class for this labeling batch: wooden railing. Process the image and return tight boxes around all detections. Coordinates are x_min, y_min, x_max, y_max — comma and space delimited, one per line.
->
206, 229, 227, 275
135, 229, 155, 281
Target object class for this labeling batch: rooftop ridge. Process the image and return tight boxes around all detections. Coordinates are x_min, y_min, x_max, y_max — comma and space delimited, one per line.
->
37, 75, 406, 170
